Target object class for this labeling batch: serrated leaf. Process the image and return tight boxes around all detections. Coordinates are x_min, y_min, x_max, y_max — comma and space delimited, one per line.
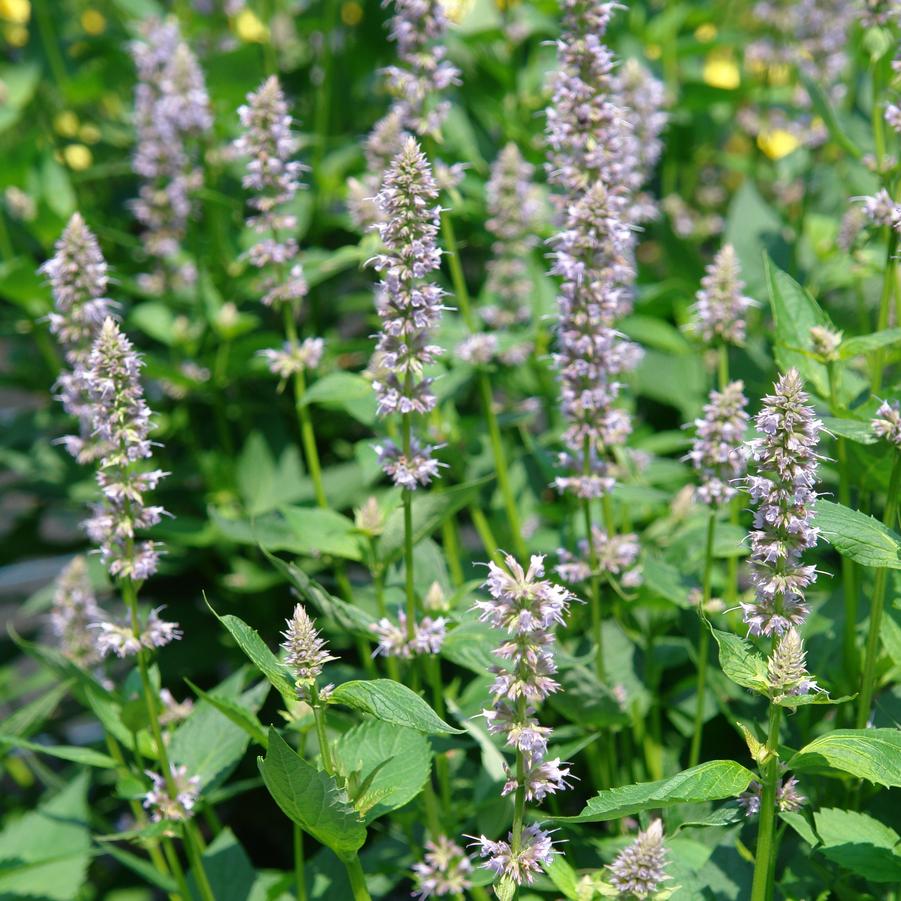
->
332, 719, 431, 823
839, 327, 901, 358
815, 499, 901, 569
258, 729, 366, 860
542, 853, 582, 900
189, 828, 258, 901
813, 808, 901, 883
820, 417, 878, 445
185, 679, 269, 748
169, 673, 269, 790
555, 761, 756, 823
789, 728, 901, 786
301, 372, 376, 426
711, 629, 769, 692
765, 254, 832, 397
328, 679, 462, 735
208, 602, 296, 703
280, 506, 363, 561
0, 734, 116, 768
774, 692, 855, 709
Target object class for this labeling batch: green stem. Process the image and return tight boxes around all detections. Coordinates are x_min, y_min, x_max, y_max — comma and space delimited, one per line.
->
510, 696, 528, 858
872, 228, 898, 393
440, 212, 474, 330
477, 370, 527, 558
441, 516, 465, 587
827, 361, 859, 685
716, 345, 740, 607
294, 824, 307, 901
583, 439, 605, 681
33, 0, 68, 87
750, 704, 782, 901
689, 511, 716, 767
122, 581, 215, 901
470, 508, 500, 561
424, 655, 452, 815
162, 839, 193, 901
343, 855, 372, 901
311, 684, 335, 775
717, 344, 729, 392
856, 452, 901, 728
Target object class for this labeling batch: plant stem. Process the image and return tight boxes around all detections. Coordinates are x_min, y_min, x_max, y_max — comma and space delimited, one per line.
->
294, 824, 307, 901
401, 408, 418, 642
33, 0, 68, 88
122, 581, 216, 901
856, 452, 901, 728
750, 704, 782, 901
424, 655, 453, 814
827, 361, 859, 685
311, 683, 335, 775
471, 508, 500, 561
689, 510, 716, 768
582, 439, 605, 681
343, 854, 372, 901
716, 344, 740, 608
717, 344, 729, 392
510, 697, 527, 857
872, 228, 898, 393
162, 839, 194, 901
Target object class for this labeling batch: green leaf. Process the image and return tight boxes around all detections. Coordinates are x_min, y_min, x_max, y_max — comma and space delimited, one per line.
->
542, 854, 582, 900
169, 673, 270, 790
0, 682, 71, 740
0, 734, 116, 768
821, 417, 878, 445
726, 183, 786, 297
280, 506, 363, 561
815, 499, 901, 569
840, 327, 901, 358
301, 372, 376, 426
556, 760, 756, 823
813, 808, 901, 883
800, 75, 863, 160
101, 843, 177, 894
41, 155, 77, 220
774, 692, 855, 709
328, 679, 463, 735
189, 828, 258, 901
185, 679, 269, 748
380, 478, 491, 564
236, 433, 307, 516
208, 602, 296, 704
258, 729, 366, 860
440, 620, 502, 673
0, 773, 90, 900
765, 254, 832, 397
332, 719, 431, 823
711, 629, 769, 693
789, 729, 901, 786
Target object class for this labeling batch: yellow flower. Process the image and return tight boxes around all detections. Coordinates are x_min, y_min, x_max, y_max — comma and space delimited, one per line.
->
54, 110, 79, 138
703, 55, 740, 90
0, 0, 30, 25
694, 23, 717, 43
234, 8, 268, 43
80, 9, 106, 35
63, 144, 92, 171
79, 123, 101, 144
441, 0, 473, 23
645, 44, 662, 61
757, 129, 801, 160
767, 62, 791, 86
340, 1, 362, 26
3, 22, 27, 45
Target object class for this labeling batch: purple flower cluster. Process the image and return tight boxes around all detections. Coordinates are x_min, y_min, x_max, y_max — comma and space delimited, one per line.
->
411, 835, 473, 899
93, 607, 182, 659
872, 400, 901, 447
83, 318, 169, 584
370, 607, 447, 659
691, 245, 754, 346
130, 18, 211, 288
49, 556, 103, 667
369, 137, 446, 490
557, 525, 642, 588
688, 380, 750, 506
739, 775, 805, 817
767, 626, 818, 699
281, 604, 336, 698
606, 819, 670, 899
469, 554, 574, 886
41, 214, 118, 463
742, 370, 822, 637
143, 763, 201, 822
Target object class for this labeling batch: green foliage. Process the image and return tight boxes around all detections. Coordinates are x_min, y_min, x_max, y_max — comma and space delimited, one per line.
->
789, 729, 901, 787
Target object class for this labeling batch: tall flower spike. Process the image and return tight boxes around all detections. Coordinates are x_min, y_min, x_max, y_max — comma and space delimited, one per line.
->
469, 555, 575, 886
767, 627, 817, 698
49, 556, 103, 667
872, 400, 901, 447
691, 245, 754, 346
411, 835, 473, 899
369, 137, 446, 489
41, 214, 117, 463
281, 604, 337, 693
143, 763, 201, 823
606, 819, 670, 900
688, 380, 750, 506
83, 318, 169, 583
742, 369, 822, 637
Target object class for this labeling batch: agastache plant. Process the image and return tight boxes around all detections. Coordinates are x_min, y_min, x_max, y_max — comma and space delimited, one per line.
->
604, 819, 672, 899
41, 213, 117, 463
130, 18, 212, 292
468, 554, 575, 896
691, 245, 754, 348
48, 556, 103, 668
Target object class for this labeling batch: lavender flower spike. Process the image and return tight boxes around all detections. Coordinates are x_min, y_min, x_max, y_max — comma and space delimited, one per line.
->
143, 763, 201, 822
49, 556, 103, 667
688, 380, 750, 506
84, 318, 169, 584
691, 244, 754, 346
281, 603, 337, 691
872, 400, 901, 447
411, 835, 473, 899
369, 137, 446, 489
41, 213, 117, 463
469, 554, 575, 886
742, 369, 822, 637
606, 819, 671, 899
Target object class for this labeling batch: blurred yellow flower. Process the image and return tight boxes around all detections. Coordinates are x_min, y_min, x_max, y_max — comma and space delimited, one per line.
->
0, 0, 30, 25
3, 23, 27, 45
63, 143, 92, 171
694, 23, 717, 42
767, 63, 791, 86
757, 129, 800, 160
79, 122, 101, 144
81, 9, 106, 35
441, 0, 473, 23
645, 44, 661, 61
235, 8, 268, 43
703, 55, 740, 90
54, 110, 79, 137
340, 1, 362, 26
